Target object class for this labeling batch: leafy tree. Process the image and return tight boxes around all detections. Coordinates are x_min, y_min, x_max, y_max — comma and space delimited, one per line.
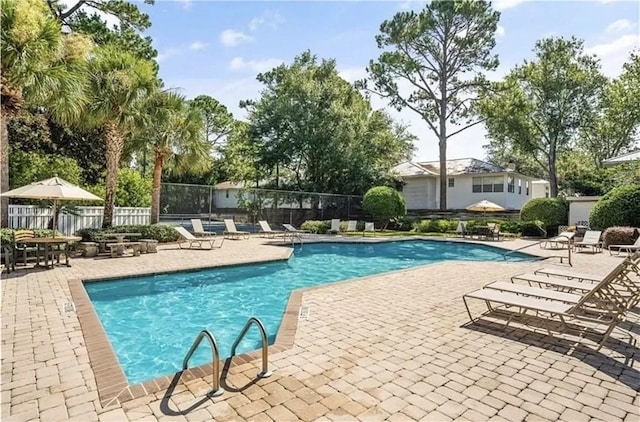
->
189, 95, 234, 152
361, 0, 500, 209
83, 44, 155, 227
46, 0, 153, 32
221, 121, 262, 184
141, 90, 209, 223
478, 37, 606, 197
9, 150, 83, 189
362, 186, 407, 229
579, 53, 640, 166
88, 168, 151, 207
590, 184, 640, 230
0, 0, 91, 227
241, 51, 415, 197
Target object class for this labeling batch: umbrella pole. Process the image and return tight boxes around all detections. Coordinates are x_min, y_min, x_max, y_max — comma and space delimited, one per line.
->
52, 200, 57, 238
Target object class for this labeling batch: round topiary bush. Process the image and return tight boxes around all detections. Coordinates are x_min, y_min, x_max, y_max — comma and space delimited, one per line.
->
589, 184, 640, 230
363, 186, 406, 230
520, 198, 567, 233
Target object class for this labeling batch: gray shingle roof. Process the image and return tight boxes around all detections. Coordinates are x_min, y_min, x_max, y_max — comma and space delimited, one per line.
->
602, 150, 640, 166
393, 158, 505, 177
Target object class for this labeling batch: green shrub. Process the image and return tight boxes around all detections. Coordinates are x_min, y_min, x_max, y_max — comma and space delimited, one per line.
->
601, 226, 639, 248
413, 219, 458, 233
9, 150, 83, 189
499, 220, 521, 234
87, 169, 152, 207
301, 220, 330, 234
362, 186, 406, 229
520, 198, 567, 231
519, 220, 546, 237
589, 184, 640, 230
76, 224, 179, 243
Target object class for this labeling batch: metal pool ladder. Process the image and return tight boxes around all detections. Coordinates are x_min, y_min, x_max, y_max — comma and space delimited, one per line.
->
231, 317, 272, 378
183, 330, 224, 397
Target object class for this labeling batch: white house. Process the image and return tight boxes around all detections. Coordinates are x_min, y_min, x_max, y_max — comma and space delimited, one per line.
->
213, 181, 315, 209
602, 150, 640, 167
392, 158, 550, 211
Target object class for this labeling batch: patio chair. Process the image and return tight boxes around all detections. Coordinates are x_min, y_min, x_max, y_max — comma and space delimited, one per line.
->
363, 222, 375, 237
608, 236, 640, 256
283, 223, 308, 234
540, 231, 575, 249
13, 229, 37, 266
174, 226, 221, 249
345, 220, 358, 233
574, 230, 602, 253
223, 219, 250, 240
190, 219, 216, 237
463, 261, 633, 350
328, 219, 341, 235
258, 221, 285, 238
489, 223, 502, 241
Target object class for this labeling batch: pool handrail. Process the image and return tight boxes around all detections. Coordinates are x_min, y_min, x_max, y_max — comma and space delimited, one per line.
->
182, 330, 223, 397
231, 317, 272, 378
503, 239, 572, 266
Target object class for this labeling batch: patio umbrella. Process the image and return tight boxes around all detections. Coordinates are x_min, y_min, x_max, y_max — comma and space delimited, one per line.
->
1, 176, 103, 237
465, 199, 505, 216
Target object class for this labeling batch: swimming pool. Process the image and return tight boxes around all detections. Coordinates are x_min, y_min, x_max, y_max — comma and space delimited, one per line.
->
84, 240, 533, 384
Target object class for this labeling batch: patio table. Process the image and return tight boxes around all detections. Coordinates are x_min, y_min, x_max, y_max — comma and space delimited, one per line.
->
20, 236, 82, 269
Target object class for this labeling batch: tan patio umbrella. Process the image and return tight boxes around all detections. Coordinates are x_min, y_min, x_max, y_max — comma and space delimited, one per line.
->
1, 176, 103, 237
465, 199, 505, 216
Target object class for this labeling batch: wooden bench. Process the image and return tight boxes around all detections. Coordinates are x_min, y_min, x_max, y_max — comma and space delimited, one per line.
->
108, 242, 142, 258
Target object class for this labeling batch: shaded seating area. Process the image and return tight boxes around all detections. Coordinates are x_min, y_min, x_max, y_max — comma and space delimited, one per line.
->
223, 219, 250, 240
174, 226, 222, 249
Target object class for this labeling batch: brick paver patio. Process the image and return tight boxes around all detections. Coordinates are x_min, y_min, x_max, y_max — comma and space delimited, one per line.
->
1, 236, 639, 421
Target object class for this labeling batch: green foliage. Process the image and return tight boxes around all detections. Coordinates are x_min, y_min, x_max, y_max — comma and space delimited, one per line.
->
601, 226, 639, 248
414, 219, 458, 233
0, 228, 64, 245
478, 37, 606, 197
362, 0, 499, 209
300, 220, 330, 234
240, 51, 415, 195
76, 224, 178, 243
362, 186, 406, 228
519, 220, 547, 237
589, 184, 640, 230
520, 198, 568, 229
87, 169, 151, 207
9, 150, 82, 188
190, 95, 234, 150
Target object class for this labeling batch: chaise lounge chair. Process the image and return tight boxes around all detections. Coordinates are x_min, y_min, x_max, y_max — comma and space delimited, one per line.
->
345, 220, 358, 233
540, 231, 575, 249
174, 226, 222, 249
463, 260, 635, 350
191, 218, 217, 237
223, 219, 250, 240
258, 221, 285, 238
608, 236, 640, 256
574, 230, 602, 253
363, 222, 375, 237
327, 219, 341, 235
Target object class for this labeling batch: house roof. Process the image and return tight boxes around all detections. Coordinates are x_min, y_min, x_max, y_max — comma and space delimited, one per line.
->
602, 150, 640, 166
393, 158, 505, 177
213, 181, 245, 190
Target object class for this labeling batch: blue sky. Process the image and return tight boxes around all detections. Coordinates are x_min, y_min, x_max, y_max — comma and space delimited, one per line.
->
138, 0, 639, 162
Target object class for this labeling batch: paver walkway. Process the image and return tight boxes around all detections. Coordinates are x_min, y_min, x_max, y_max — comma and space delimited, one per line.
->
2, 237, 639, 421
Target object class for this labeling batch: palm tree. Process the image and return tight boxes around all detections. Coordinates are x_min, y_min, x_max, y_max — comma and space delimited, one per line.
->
0, 0, 90, 227
84, 44, 155, 227
140, 90, 208, 223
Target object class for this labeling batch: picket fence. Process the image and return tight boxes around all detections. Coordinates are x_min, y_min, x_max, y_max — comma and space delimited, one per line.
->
7, 205, 151, 236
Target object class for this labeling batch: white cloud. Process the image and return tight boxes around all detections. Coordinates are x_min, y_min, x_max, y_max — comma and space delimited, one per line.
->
219, 29, 254, 47
496, 25, 505, 38
586, 34, 640, 77
188, 41, 207, 51
605, 19, 636, 34
229, 57, 284, 73
60, 0, 119, 29
338, 67, 368, 83
492, 0, 530, 11
176, 0, 192, 10
248, 10, 285, 32
156, 48, 180, 63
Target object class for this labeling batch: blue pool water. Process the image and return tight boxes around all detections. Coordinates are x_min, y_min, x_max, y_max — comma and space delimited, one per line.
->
84, 240, 533, 384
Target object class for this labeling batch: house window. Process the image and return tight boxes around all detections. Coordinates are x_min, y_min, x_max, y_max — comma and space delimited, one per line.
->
518, 179, 522, 195
526, 181, 529, 195
492, 176, 504, 192
507, 176, 515, 193
472, 177, 482, 193
225, 189, 229, 198
448, 177, 455, 188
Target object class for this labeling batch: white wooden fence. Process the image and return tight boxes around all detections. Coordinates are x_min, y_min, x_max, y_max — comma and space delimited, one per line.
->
8, 205, 151, 235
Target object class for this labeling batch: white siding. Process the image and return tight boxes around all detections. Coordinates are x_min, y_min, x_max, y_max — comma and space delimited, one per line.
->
400, 177, 437, 209
569, 201, 599, 225
214, 189, 241, 208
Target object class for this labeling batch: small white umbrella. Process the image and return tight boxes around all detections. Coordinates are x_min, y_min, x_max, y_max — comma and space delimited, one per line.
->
1, 176, 103, 237
466, 199, 505, 216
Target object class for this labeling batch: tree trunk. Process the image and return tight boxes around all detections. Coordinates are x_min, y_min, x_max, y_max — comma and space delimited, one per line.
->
0, 110, 9, 228
103, 122, 124, 228
151, 151, 163, 224
548, 151, 558, 197
438, 137, 447, 210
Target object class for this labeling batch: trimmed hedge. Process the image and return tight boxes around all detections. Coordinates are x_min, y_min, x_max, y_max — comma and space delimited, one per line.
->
300, 220, 330, 234
0, 228, 65, 245
410, 218, 546, 237
413, 219, 458, 233
601, 226, 639, 248
520, 198, 567, 232
590, 184, 640, 230
76, 224, 179, 243
363, 186, 406, 228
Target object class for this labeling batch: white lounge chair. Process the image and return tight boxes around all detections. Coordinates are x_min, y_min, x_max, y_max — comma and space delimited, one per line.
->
190, 218, 216, 237
223, 219, 250, 240
258, 221, 285, 238
609, 236, 640, 256
346, 220, 357, 232
363, 222, 375, 237
328, 219, 341, 235
174, 226, 221, 249
540, 231, 575, 249
574, 230, 602, 253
